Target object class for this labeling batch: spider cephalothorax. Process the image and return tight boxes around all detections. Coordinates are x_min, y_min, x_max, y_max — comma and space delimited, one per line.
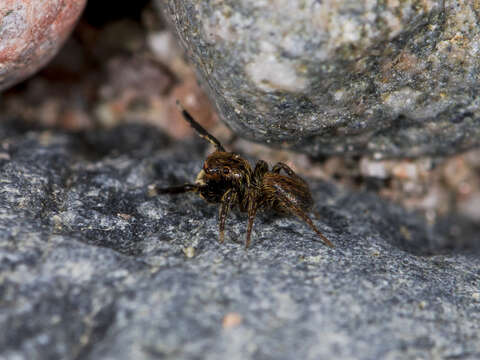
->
156, 102, 333, 249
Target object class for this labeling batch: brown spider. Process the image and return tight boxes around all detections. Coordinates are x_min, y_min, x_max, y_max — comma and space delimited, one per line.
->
156, 102, 333, 249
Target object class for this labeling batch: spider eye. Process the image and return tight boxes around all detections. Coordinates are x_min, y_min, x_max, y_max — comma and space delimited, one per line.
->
223, 167, 230, 174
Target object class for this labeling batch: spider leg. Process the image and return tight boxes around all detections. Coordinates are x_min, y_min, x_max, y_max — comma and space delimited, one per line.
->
176, 101, 226, 152
253, 160, 269, 179
275, 192, 334, 248
155, 184, 200, 194
271, 162, 295, 174
218, 189, 237, 244
271, 162, 308, 185
313, 210, 322, 221
245, 199, 258, 249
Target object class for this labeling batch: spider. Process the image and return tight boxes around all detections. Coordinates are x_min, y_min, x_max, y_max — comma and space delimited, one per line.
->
156, 102, 333, 249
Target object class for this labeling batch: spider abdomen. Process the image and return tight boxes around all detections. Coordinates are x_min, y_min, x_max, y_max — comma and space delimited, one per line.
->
261, 173, 313, 213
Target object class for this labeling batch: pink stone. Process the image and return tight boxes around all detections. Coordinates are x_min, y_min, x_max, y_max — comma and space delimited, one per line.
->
0, 0, 86, 91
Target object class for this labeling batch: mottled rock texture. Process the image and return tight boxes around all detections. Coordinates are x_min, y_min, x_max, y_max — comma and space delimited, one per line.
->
160, 0, 480, 158
1, 120, 480, 359
0, 0, 86, 91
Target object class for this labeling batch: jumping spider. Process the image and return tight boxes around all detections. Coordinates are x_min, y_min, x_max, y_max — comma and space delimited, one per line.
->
156, 102, 333, 249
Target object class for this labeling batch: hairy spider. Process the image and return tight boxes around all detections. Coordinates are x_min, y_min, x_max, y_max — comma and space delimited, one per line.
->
156, 102, 333, 249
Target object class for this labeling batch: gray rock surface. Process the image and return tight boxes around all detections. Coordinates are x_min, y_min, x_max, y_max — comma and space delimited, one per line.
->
160, 1, 480, 158
1, 121, 480, 360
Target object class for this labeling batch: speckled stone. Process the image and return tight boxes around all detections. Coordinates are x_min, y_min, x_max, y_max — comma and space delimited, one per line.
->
0, 0, 86, 91
160, 0, 480, 158
1, 120, 479, 359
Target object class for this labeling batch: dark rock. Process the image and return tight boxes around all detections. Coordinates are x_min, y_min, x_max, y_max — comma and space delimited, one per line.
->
1, 122, 479, 359
159, 1, 480, 158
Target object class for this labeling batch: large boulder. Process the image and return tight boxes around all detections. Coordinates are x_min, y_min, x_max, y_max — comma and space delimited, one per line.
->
160, 1, 480, 158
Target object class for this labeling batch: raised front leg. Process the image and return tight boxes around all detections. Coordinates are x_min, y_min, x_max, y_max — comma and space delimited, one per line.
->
218, 189, 237, 243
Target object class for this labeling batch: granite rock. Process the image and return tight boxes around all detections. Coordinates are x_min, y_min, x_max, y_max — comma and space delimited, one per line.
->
1, 121, 479, 359
160, 0, 480, 158
0, 0, 86, 91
